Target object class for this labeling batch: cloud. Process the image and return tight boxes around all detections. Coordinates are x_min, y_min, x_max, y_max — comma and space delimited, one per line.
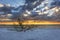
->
22, 0, 60, 21
0, 4, 4, 7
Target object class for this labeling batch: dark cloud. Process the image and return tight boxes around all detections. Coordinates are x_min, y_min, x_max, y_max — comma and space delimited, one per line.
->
51, 0, 60, 6
23, 0, 44, 11
25, 0, 37, 3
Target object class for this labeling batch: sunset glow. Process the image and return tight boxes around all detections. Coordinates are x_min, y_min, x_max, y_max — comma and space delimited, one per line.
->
0, 20, 60, 25
22, 20, 60, 25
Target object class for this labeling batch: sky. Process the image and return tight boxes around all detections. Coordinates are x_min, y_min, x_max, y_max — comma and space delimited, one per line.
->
0, 0, 25, 7
0, 0, 60, 21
